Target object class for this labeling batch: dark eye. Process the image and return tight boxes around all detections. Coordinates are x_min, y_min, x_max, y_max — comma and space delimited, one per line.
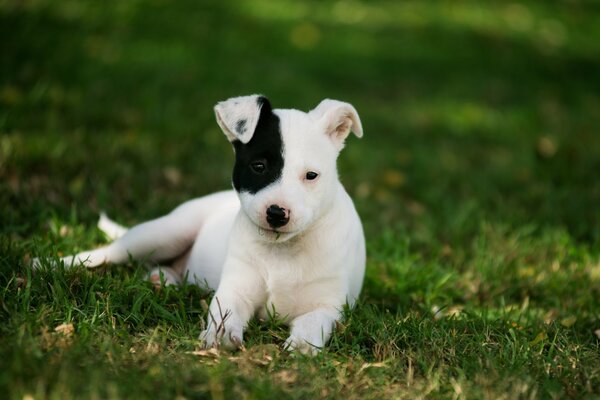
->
306, 171, 319, 180
250, 160, 266, 174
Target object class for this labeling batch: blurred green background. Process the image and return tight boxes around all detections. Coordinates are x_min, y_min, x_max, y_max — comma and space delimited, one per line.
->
2, 0, 599, 244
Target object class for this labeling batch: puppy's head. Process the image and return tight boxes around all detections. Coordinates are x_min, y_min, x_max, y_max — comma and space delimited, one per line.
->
215, 95, 363, 242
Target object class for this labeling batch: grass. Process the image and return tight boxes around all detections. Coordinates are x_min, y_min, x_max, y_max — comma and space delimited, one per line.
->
1, 0, 599, 398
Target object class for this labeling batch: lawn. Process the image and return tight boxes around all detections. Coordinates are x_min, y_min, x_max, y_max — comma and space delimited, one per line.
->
1, 0, 599, 398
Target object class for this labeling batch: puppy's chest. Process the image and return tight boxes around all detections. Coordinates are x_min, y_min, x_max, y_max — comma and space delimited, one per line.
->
257, 253, 320, 320
260, 262, 303, 318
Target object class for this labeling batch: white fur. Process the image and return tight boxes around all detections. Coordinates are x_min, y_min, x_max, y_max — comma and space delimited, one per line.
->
214, 95, 264, 144
35, 97, 366, 355
98, 212, 128, 241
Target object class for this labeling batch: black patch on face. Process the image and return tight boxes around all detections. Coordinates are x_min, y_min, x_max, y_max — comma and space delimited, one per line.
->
232, 97, 283, 194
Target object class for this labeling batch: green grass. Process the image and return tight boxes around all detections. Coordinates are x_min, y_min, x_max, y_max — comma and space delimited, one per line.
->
1, 0, 599, 398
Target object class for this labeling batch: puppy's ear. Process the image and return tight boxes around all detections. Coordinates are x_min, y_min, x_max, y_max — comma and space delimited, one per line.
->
310, 99, 363, 150
214, 95, 270, 144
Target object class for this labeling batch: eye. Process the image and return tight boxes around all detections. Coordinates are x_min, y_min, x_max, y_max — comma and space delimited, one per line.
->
250, 160, 267, 174
305, 171, 319, 180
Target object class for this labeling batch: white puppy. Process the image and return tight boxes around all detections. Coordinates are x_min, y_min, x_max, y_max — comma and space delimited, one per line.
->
35, 95, 366, 354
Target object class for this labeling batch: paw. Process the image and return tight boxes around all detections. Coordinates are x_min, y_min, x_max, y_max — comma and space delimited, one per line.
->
283, 335, 321, 356
199, 324, 243, 350
147, 268, 180, 288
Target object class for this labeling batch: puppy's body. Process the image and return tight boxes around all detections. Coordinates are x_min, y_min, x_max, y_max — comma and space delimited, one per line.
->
186, 187, 364, 313
37, 95, 365, 354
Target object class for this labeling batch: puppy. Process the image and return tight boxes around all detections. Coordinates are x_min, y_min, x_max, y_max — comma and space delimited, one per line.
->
35, 95, 366, 354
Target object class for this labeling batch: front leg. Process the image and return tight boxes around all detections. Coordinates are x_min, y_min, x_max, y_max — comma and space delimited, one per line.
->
284, 307, 341, 355
199, 258, 265, 350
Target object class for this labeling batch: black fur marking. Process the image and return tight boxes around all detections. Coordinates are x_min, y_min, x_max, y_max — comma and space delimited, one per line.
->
232, 97, 283, 194
235, 119, 247, 134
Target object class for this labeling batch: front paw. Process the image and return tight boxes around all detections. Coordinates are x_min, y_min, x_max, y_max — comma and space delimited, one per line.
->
283, 335, 321, 356
199, 324, 243, 350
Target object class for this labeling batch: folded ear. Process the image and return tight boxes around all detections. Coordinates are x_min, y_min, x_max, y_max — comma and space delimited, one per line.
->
214, 95, 270, 144
309, 99, 363, 150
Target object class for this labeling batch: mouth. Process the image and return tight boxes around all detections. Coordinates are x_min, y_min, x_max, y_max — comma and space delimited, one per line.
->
255, 224, 296, 241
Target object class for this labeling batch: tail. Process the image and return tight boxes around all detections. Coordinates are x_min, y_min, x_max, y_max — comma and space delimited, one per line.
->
98, 212, 128, 241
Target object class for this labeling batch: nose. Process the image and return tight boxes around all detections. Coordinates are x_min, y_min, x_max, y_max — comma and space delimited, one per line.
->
266, 204, 290, 228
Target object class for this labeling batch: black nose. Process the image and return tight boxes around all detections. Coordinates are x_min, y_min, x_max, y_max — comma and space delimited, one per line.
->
266, 204, 289, 228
